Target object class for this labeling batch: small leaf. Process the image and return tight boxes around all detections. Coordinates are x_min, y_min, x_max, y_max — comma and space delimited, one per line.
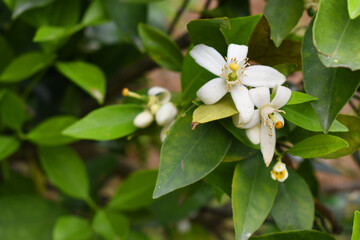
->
92, 210, 129, 240
108, 170, 157, 211
0, 35, 14, 74
0, 136, 20, 161
286, 92, 318, 105
153, 106, 232, 198
12, 0, 55, 19
192, 94, 237, 124
138, 23, 183, 72
348, 0, 360, 19
271, 170, 314, 231
289, 134, 349, 158
33, 25, 82, 42
232, 154, 278, 240
63, 104, 143, 141
56, 61, 106, 104
27, 115, 77, 146
0, 52, 55, 82
53, 216, 94, 240
82, 0, 107, 25
0, 90, 29, 131
249, 230, 336, 240
38, 146, 90, 200
352, 210, 360, 240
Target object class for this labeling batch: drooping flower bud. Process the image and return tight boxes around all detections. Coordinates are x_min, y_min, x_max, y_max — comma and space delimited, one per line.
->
270, 162, 288, 182
134, 111, 154, 128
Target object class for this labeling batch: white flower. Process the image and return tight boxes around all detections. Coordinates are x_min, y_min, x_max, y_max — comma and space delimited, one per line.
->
271, 162, 289, 182
233, 86, 291, 166
190, 44, 286, 123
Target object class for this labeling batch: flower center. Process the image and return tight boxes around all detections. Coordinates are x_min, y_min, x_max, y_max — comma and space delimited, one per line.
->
271, 169, 287, 180
220, 57, 248, 92
260, 106, 285, 136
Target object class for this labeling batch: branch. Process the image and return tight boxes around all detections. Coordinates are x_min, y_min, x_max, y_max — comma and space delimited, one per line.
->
167, 0, 190, 35
314, 198, 342, 234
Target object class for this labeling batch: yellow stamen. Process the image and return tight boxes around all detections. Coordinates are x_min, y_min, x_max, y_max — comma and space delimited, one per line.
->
122, 88, 143, 100
230, 62, 239, 71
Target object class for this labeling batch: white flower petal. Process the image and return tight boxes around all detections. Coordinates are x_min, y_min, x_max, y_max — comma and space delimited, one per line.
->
196, 78, 228, 105
246, 123, 261, 145
278, 169, 289, 182
148, 86, 171, 103
249, 87, 270, 109
160, 120, 175, 142
271, 86, 292, 108
242, 65, 286, 88
156, 103, 178, 126
273, 162, 286, 172
232, 109, 260, 129
134, 111, 154, 128
230, 85, 254, 124
227, 44, 248, 63
190, 44, 225, 76
260, 123, 276, 167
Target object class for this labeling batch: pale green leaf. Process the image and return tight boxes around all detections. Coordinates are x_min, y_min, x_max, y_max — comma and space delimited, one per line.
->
92, 210, 129, 240
286, 92, 318, 105
0, 136, 20, 161
53, 216, 94, 240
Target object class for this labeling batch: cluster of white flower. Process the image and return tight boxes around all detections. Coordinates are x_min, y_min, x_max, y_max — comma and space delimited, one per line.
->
190, 43, 290, 182
122, 87, 177, 142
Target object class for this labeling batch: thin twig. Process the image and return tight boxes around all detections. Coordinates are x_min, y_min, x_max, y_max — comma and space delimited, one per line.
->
167, 0, 190, 35
314, 198, 342, 234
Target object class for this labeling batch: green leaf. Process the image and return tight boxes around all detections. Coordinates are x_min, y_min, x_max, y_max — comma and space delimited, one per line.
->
273, 63, 297, 77
108, 169, 157, 211
248, 16, 302, 70
223, 139, 259, 162
33, 25, 82, 42
232, 154, 278, 240
296, 159, 319, 197
289, 134, 349, 158
82, 0, 107, 26
0, 136, 20, 161
138, 23, 183, 72
286, 92, 318, 105
27, 115, 77, 146
187, 17, 230, 55
324, 114, 360, 158
0, 90, 29, 131
63, 104, 143, 141
348, 0, 360, 19
264, 0, 303, 47
313, 0, 360, 70
192, 94, 237, 124
249, 230, 336, 240
271, 170, 314, 231
92, 210, 129, 240
205, 162, 236, 196
153, 106, 232, 198
0, 195, 65, 240
352, 210, 360, 240
0, 51, 55, 82
53, 216, 94, 240
38, 146, 90, 200
302, 20, 360, 133
11, 0, 55, 19
281, 103, 348, 132
0, 35, 14, 74
56, 61, 106, 104
118, 0, 163, 2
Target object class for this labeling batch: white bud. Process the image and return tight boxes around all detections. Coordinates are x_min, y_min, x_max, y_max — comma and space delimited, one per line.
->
133, 111, 153, 128
156, 103, 178, 126
148, 86, 171, 104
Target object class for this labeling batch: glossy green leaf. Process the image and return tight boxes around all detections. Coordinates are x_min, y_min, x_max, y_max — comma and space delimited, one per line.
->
53, 216, 94, 240
289, 134, 349, 158
82, 0, 107, 25
348, 0, 360, 19
192, 94, 237, 124
38, 146, 90, 200
0, 136, 20, 160
313, 0, 360, 70
33, 25, 82, 42
56, 61, 106, 104
223, 139, 259, 162
352, 210, 360, 240
286, 92, 318, 105
63, 104, 143, 141
187, 17, 230, 55
324, 115, 360, 158
0, 195, 65, 240
108, 169, 157, 211
297, 159, 319, 197
27, 115, 77, 146
138, 23, 183, 71
11, 0, 55, 19
248, 16, 302, 70
0, 51, 55, 82
0, 90, 29, 131
264, 0, 303, 47
0, 35, 14, 74
232, 154, 278, 240
92, 210, 129, 240
205, 162, 236, 196
303, 20, 360, 133
271, 170, 314, 230
153, 106, 232, 198
249, 230, 336, 240
282, 103, 348, 132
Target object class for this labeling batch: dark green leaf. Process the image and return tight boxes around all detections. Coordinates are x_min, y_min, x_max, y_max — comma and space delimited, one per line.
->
153, 106, 232, 198
53, 216, 94, 240
271, 170, 314, 230
63, 104, 143, 141
0, 90, 29, 131
302, 20, 360, 133
138, 23, 183, 71
205, 162, 236, 196
108, 169, 157, 211
264, 0, 303, 47
38, 146, 90, 200
232, 154, 278, 240
223, 139, 259, 162
12, 0, 55, 19
352, 210, 360, 240
296, 159, 319, 197
289, 134, 349, 158
313, 0, 360, 70
273, 63, 297, 77
0, 51, 55, 82
92, 210, 129, 240
0, 35, 14, 74
249, 230, 336, 240
286, 92, 317, 105
348, 0, 360, 19
0, 136, 20, 160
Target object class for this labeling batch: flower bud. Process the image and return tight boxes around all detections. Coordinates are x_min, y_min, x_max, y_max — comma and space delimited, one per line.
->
156, 103, 178, 126
134, 111, 154, 128
270, 162, 288, 182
